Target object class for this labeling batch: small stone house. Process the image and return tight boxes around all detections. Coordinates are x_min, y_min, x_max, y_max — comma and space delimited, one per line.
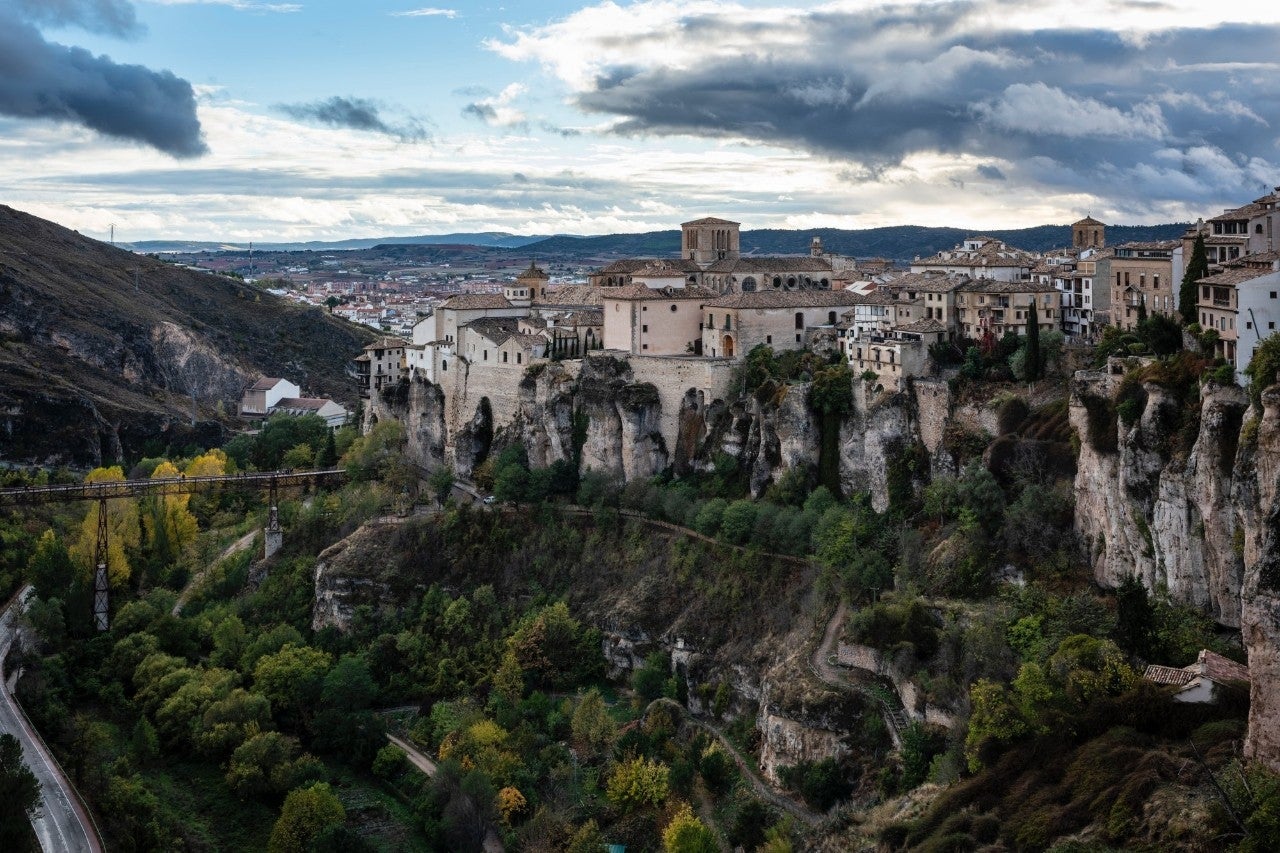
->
1143, 649, 1250, 703
240, 377, 300, 418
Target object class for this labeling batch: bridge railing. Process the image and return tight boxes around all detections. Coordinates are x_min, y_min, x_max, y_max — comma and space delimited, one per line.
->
0, 468, 348, 507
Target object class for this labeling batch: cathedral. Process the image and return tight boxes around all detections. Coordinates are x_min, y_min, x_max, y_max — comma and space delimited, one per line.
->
588, 217, 857, 295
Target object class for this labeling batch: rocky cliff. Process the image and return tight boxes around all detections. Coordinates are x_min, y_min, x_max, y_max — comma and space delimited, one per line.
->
0, 204, 373, 466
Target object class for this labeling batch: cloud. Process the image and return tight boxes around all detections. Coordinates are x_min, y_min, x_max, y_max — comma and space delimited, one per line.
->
0, 8, 206, 157
486, 0, 1280, 209
11, 0, 142, 37
143, 1, 302, 11
277, 96, 429, 142
462, 84, 528, 128
391, 7, 458, 18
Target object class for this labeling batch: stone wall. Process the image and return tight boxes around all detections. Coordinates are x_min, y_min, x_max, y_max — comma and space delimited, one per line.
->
836, 642, 960, 730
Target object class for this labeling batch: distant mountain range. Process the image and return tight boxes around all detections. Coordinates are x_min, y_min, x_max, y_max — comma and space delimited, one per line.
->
129, 232, 553, 253
131, 223, 1192, 262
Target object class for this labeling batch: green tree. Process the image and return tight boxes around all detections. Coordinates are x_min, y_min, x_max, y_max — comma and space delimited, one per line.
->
268, 782, 345, 853
429, 465, 455, 505
663, 801, 717, 853
570, 689, 617, 760
0, 733, 40, 849
254, 644, 332, 729
1180, 232, 1208, 324
719, 499, 758, 545
1025, 299, 1041, 382
607, 756, 670, 811
255, 415, 329, 470
27, 530, 75, 601
1246, 333, 1280, 407
317, 430, 338, 468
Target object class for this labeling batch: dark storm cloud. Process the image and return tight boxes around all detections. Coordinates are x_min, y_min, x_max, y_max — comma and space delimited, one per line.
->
977, 165, 1006, 181
11, 0, 141, 37
0, 10, 206, 157
518, 2, 1280, 207
278, 97, 429, 142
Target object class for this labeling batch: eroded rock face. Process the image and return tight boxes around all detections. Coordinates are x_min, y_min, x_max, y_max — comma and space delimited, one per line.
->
1072, 371, 1248, 626
756, 677, 859, 784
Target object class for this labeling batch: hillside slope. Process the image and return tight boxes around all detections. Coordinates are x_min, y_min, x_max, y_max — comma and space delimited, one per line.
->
0, 205, 374, 466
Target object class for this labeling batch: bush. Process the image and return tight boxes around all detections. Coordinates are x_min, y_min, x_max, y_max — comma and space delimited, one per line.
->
778, 757, 851, 810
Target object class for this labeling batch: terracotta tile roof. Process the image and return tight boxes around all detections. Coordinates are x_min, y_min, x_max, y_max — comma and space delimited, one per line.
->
464, 317, 521, 345
249, 376, 284, 391
1209, 202, 1266, 222
1072, 216, 1105, 226
537, 284, 603, 306
960, 278, 1058, 294
1115, 240, 1179, 252
882, 271, 970, 293
603, 283, 718, 301
273, 397, 334, 412
896, 318, 948, 333
1198, 268, 1273, 286
1143, 664, 1195, 686
704, 256, 834, 274
1194, 650, 1249, 684
703, 290, 869, 309
440, 293, 514, 310
682, 216, 740, 226
634, 260, 693, 277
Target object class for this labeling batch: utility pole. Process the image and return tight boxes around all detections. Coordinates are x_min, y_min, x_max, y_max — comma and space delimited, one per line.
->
93, 497, 110, 631
109, 223, 115, 247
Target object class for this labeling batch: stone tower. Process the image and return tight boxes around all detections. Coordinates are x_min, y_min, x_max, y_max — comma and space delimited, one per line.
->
515, 260, 549, 302
1072, 216, 1105, 249
681, 217, 741, 265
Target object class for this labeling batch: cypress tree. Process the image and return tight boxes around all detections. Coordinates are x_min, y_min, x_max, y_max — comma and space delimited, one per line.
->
1137, 297, 1148, 326
1180, 233, 1208, 324
1025, 298, 1041, 382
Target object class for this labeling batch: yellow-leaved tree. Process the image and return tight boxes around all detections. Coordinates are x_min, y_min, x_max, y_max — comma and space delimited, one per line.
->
143, 460, 199, 565
186, 448, 231, 519
70, 467, 140, 587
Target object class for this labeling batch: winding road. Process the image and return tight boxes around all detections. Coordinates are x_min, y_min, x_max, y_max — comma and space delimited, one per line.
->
0, 587, 103, 853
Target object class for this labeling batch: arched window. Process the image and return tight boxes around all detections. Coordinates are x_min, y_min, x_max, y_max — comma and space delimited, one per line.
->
741, 276, 757, 292
773, 276, 782, 288
786, 276, 797, 289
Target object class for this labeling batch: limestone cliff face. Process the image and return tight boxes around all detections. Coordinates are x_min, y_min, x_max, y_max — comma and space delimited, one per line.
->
1071, 369, 1248, 626
1242, 388, 1280, 772
841, 384, 916, 512
366, 374, 448, 472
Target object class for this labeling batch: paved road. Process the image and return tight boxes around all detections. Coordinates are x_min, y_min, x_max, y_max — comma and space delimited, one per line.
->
0, 588, 103, 853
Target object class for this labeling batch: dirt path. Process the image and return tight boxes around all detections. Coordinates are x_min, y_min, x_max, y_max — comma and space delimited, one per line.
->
385, 733, 503, 853
172, 529, 257, 616
646, 698, 821, 827
807, 601, 909, 742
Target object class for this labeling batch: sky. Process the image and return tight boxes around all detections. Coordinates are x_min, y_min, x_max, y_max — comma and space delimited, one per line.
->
2, 0, 1280, 242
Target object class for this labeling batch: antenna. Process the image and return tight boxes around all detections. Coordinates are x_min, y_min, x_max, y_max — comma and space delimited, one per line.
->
249, 241, 254, 278
109, 223, 115, 246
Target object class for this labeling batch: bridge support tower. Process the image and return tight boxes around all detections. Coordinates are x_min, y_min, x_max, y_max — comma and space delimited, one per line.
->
93, 497, 110, 631
264, 476, 282, 559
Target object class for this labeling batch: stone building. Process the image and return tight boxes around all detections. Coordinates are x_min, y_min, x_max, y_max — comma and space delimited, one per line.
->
699, 289, 871, 358
954, 279, 1059, 340
355, 336, 407, 398
1072, 215, 1106, 249
910, 236, 1037, 283
1109, 241, 1182, 331
240, 376, 300, 418
602, 281, 717, 355
1195, 253, 1280, 381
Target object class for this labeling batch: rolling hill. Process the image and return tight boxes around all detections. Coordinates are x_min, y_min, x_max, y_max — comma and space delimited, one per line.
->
0, 205, 375, 467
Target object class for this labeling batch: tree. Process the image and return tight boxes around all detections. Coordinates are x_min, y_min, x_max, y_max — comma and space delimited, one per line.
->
1025, 299, 1041, 382
607, 756, 670, 811
570, 689, 617, 760
70, 467, 140, 587
1180, 232, 1208, 324
254, 644, 332, 729
27, 529, 75, 601
429, 465, 455, 505
144, 460, 199, 566
268, 782, 345, 853
317, 430, 338, 468
663, 801, 717, 853
0, 733, 40, 849
1246, 333, 1280, 407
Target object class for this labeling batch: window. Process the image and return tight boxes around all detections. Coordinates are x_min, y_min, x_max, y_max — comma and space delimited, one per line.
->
442, 360, 447, 371
1270, 322, 1276, 330
725, 314, 732, 330
828, 311, 837, 324
1140, 274, 1145, 288
517, 353, 522, 364
642, 344, 648, 350
1272, 292, 1277, 299
670, 304, 678, 312
1153, 275, 1160, 289
795, 334, 802, 343
502, 351, 508, 363
795, 312, 804, 329
707, 314, 715, 328
766, 335, 772, 344
642, 324, 648, 333
1248, 322, 1254, 329
483, 350, 488, 361
642, 306, 647, 312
